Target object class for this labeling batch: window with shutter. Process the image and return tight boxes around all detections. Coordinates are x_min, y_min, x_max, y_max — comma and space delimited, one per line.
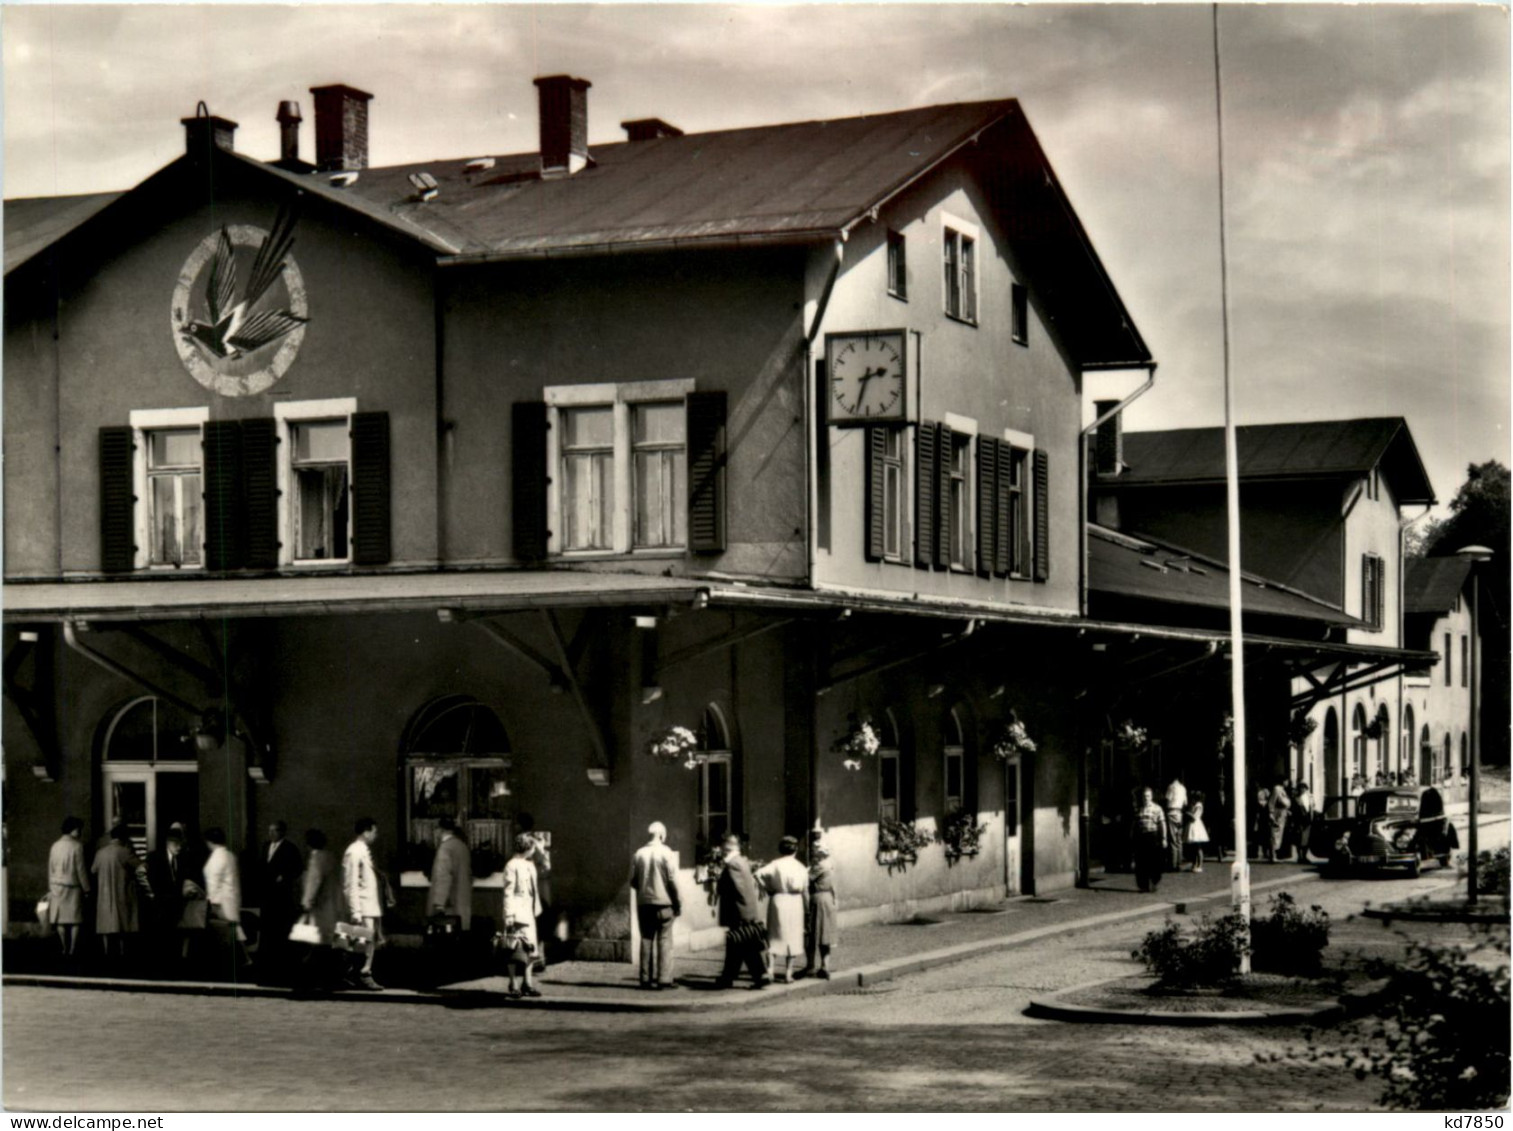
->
99, 426, 136, 573
351, 412, 391, 566
865, 425, 887, 562
1032, 448, 1050, 582
686, 391, 726, 554
937, 425, 955, 569
993, 439, 1011, 578
513, 401, 550, 562
242, 418, 279, 569
914, 421, 938, 570
202, 420, 245, 571
975, 436, 997, 578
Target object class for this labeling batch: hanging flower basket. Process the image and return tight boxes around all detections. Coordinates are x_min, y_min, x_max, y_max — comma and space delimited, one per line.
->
991, 718, 1037, 761
937, 809, 988, 862
1115, 720, 1149, 754
1288, 710, 1318, 750
877, 817, 934, 872
647, 725, 701, 770
1363, 717, 1384, 741
833, 714, 881, 771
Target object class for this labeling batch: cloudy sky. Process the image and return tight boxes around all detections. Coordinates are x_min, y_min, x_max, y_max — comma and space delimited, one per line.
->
4, 3, 1507, 513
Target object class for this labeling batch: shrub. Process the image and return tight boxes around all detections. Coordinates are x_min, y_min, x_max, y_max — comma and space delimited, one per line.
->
1476, 848, 1510, 897
1303, 927, 1510, 1111
1250, 892, 1331, 976
1133, 910, 1250, 988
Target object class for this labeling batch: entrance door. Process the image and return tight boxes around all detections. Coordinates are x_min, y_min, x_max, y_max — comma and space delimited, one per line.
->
1322, 709, 1340, 797
1004, 757, 1022, 895
103, 765, 199, 855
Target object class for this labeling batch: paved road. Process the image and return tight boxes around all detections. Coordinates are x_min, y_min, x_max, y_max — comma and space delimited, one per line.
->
6, 823, 1505, 1113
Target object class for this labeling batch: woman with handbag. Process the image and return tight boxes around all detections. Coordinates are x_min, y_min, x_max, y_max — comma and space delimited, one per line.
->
500, 833, 543, 998
755, 836, 808, 985
291, 828, 341, 989
46, 816, 90, 961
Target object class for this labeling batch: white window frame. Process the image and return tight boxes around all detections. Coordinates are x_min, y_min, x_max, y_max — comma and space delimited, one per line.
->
1003, 428, 1035, 580
944, 707, 966, 815
881, 426, 909, 564
544, 379, 695, 558
275, 398, 357, 568
130, 407, 209, 572
945, 413, 976, 573
942, 213, 980, 325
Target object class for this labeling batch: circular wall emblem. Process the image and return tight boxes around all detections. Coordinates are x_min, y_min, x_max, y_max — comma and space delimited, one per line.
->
171, 220, 309, 397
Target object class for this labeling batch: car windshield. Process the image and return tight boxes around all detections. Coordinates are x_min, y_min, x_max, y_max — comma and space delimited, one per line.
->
1360, 793, 1419, 817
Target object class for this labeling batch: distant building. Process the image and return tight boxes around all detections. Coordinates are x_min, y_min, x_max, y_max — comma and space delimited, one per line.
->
1403, 556, 1479, 785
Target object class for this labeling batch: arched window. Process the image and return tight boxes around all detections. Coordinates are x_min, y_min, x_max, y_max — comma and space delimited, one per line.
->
1351, 704, 1367, 781
1442, 733, 1453, 783
1461, 733, 1470, 778
1401, 706, 1415, 775
402, 695, 511, 872
1420, 724, 1433, 784
878, 709, 903, 823
99, 695, 201, 855
1322, 707, 1340, 794
695, 704, 737, 856
944, 706, 971, 815
1374, 704, 1391, 781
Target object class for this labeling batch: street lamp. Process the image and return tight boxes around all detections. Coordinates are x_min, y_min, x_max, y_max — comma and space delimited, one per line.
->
1456, 544, 1492, 903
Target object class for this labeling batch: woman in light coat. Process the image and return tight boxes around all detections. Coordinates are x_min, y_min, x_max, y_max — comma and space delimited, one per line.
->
756, 835, 809, 984
47, 816, 90, 957
299, 828, 341, 945
1268, 784, 1292, 862
501, 833, 543, 998
92, 823, 142, 962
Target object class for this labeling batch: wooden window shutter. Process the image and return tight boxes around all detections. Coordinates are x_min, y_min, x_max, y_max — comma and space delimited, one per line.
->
242, 417, 280, 569
512, 401, 550, 562
686, 391, 727, 554
1033, 448, 1050, 582
975, 435, 996, 577
914, 421, 938, 570
351, 412, 391, 566
864, 425, 887, 562
98, 426, 136, 573
993, 439, 1011, 578
935, 425, 953, 569
202, 420, 245, 571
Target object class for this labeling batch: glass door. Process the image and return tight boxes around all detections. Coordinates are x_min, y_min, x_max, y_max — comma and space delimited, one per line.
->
103, 770, 151, 856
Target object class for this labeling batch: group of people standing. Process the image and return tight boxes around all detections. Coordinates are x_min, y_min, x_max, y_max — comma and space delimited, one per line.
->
628, 823, 838, 992
1251, 780, 1314, 863
1127, 781, 1211, 893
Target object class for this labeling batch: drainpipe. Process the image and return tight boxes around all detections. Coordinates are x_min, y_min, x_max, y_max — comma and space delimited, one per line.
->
1079, 363, 1157, 616
62, 619, 203, 718
802, 237, 845, 849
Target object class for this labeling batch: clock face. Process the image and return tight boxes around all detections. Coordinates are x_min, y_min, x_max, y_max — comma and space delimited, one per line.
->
827, 331, 908, 425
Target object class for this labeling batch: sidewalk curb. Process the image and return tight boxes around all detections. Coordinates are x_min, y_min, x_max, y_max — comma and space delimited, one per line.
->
1024, 978, 1345, 1027
0, 870, 1321, 1011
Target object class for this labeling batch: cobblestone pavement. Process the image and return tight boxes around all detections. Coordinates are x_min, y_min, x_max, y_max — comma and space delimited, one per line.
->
6, 820, 1505, 1113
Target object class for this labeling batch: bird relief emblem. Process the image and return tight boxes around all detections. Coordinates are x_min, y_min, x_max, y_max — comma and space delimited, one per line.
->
171, 200, 310, 397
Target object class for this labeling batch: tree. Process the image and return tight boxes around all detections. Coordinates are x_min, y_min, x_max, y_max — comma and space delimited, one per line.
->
1425, 461, 1510, 766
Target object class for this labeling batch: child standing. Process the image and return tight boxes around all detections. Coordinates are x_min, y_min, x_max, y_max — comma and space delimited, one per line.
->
1185, 792, 1210, 873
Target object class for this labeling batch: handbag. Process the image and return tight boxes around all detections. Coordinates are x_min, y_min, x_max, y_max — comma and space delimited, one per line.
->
727, 918, 767, 949
35, 896, 50, 922
288, 915, 322, 946
334, 920, 375, 951
179, 897, 209, 930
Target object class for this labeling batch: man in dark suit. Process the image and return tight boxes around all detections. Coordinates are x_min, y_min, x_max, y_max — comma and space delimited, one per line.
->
255, 820, 303, 980
145, 826, 191, 975
712, 832, 768, 990
424, 817, 473, 986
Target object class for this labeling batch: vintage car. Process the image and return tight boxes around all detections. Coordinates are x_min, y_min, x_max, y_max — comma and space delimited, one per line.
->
1307, 786, 1459, 876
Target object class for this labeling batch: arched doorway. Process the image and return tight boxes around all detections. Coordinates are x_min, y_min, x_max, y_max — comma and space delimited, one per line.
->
1322, 708, 1340, 796
99, 695, 200, 855
1461, 733, 1470, 779
1351, 704, 1367, 785
1420, 725, 1433, 784
401, 695, 511, 875
1374, 704, 1391, 782
1442, 733, 1453, 784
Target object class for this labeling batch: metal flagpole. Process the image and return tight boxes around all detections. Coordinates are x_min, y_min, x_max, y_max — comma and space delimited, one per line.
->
1213, 2, 1251, 971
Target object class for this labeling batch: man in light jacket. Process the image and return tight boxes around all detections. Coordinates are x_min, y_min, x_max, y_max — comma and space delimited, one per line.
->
342, 817, 384, 991
628, 821, 681, 990
1164, 777, 1188, 872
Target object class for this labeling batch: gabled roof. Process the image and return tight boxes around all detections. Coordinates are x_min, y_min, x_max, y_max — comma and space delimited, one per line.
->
1088, 524, 1361, 627
1404, 555, 1473, 616
1114, 418, 1435, 505
4, 192, 123, 274
5, 98, 1151, 369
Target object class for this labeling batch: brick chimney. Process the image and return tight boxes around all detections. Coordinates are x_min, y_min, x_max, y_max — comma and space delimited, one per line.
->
276, 100, 303, 165
309, 84, 373, 172
621, 117, 683, 142
533, 75, 591, 176
181, 112, 238, 155
1094, 399, 1124, 477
